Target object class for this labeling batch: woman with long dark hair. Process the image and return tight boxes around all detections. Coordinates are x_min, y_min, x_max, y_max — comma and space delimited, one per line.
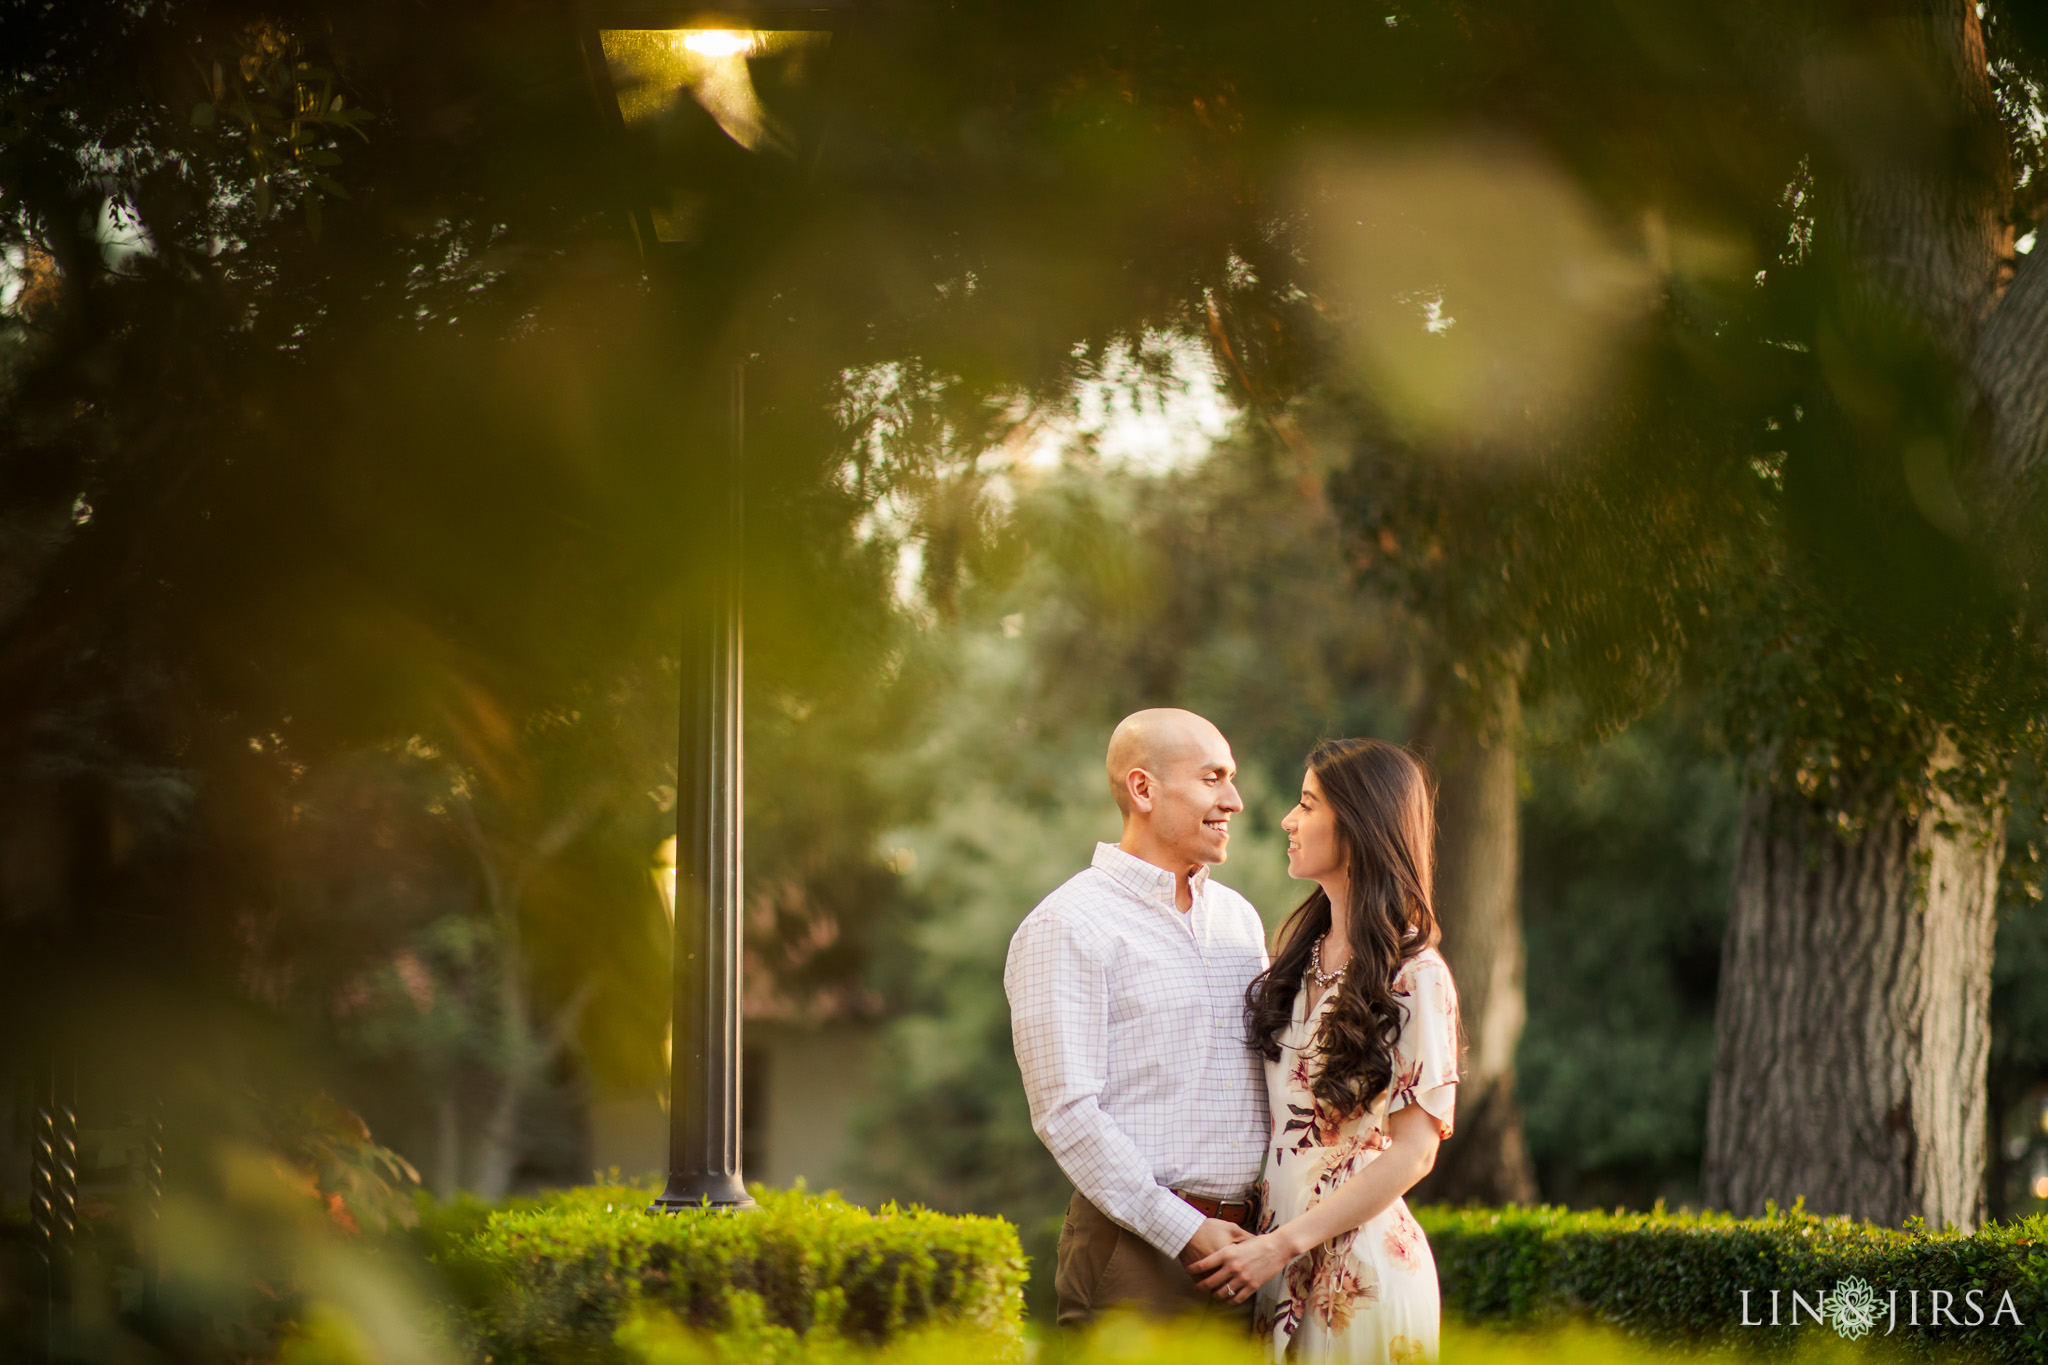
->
1190, 738, 1461, 1362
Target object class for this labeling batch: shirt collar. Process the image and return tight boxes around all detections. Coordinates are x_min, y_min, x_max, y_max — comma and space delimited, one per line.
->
1091, 841, 1208, 912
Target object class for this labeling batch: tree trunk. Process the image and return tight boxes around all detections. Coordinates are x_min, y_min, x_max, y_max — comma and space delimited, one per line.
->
471, 939, 537, 1202
1410, 671, 1538, 1206
1703, 766, 2001, 1229
1702, 0, 2018, 1230
471, 1082, 524, 1202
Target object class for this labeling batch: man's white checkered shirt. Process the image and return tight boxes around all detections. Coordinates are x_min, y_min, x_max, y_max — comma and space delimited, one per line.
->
1005, 841, 1270, 1256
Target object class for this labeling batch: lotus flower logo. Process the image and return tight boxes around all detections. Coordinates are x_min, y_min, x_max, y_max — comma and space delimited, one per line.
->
1827, 1277, 1881, 1341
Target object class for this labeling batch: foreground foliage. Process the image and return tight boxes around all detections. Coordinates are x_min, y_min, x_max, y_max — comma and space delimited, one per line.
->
23, 1186, 2048, 1363
423, 1188, 2048, 1364
612, 1310, 2028, 1365
1423, 1204, 2048, 1361
425, 1185, 1024, 1363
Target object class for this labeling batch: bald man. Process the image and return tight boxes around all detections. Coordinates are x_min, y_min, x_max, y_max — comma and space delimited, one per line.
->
1004, 709, 1271, 1327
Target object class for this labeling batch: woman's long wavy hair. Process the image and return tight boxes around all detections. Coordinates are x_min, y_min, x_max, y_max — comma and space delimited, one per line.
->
1244, 738, 1445, 1118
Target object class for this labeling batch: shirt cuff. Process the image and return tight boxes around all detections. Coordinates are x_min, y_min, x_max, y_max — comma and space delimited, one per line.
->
1134, 1184, 1207, 1257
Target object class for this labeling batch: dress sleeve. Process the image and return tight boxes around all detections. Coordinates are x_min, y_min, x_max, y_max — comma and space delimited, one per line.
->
1386, 952, 1459, 1138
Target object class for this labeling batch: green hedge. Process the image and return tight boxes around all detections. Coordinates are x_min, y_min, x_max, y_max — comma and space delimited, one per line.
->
1418, 1203, 2048, 1361
424, 1185, 1025, 1362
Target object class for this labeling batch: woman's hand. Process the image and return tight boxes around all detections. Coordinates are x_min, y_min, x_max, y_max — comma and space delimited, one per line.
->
1188, 1230, 1296, 1304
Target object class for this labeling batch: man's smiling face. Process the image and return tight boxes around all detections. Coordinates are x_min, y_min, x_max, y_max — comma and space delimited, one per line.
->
1148, 727, 1244, 870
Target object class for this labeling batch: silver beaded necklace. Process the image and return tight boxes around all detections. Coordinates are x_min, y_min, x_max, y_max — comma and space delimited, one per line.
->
1309, 933, 1347, 989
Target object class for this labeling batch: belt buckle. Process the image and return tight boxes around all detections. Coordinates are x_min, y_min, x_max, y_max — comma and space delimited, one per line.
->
1177, 1189, 1255, 1227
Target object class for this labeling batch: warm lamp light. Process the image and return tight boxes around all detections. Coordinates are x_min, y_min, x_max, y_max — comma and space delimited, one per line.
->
682, 29, 757, 56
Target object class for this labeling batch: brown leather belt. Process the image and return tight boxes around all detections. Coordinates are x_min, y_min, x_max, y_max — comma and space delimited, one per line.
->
1175, 1189, 1257, 1230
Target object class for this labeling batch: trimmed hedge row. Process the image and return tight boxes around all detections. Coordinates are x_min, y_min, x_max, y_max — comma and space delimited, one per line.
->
1418, 1203, 2048, 1361
424, 1185, 1025, 1362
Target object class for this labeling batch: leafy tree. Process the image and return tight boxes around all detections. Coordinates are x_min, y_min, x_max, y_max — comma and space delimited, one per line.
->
0, 0, 920, 1221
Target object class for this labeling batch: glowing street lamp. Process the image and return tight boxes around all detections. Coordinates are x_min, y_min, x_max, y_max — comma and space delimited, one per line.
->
581, 3, 847, 1214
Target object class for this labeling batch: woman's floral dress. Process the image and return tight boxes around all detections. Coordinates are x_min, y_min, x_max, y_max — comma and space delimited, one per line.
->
1253, 948, 1459, 1363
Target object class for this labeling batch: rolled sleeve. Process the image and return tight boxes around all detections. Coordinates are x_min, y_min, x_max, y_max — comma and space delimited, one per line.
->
1005, 910, 1206, 1255
1389, 953, 1460, 1139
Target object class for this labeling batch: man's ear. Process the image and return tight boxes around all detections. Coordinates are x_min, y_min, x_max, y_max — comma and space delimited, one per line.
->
1126, 768, 1155, 814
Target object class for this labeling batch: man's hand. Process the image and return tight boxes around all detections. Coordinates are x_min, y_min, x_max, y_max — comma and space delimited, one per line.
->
1175, 1217, 1251, 1273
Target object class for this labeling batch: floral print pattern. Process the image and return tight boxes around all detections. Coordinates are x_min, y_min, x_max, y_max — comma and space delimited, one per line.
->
1255, 949, 1458, 1363
1382, 1208, 1423, 1272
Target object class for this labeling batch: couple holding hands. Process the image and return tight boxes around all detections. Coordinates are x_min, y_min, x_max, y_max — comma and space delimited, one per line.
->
1005, 709, 1460, 1364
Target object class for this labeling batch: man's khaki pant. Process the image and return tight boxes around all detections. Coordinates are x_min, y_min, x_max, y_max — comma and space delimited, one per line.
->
1053, 1191, 1254, 1329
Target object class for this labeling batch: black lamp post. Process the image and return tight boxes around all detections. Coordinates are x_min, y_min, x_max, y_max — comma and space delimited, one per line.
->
580, 2, 847, 1213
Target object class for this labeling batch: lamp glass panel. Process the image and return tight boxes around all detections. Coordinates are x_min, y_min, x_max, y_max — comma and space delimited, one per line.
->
602, 32, 828, 178
600, 27, 830, 239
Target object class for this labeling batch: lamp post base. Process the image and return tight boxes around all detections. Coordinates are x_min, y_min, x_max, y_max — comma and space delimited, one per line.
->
648, 1171, 755, 1213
